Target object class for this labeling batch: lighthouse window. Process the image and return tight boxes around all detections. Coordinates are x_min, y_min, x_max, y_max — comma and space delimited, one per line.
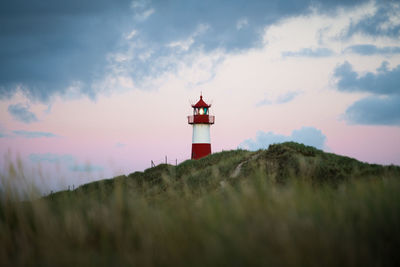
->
204, 108, 208, 114
199, 108, 204, 115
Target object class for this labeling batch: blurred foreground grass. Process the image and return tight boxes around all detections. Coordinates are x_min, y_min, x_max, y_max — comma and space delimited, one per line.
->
1, 143, 400, 266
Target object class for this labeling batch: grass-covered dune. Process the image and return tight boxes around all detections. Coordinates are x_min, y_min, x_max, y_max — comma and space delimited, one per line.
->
1, 142, 400, 266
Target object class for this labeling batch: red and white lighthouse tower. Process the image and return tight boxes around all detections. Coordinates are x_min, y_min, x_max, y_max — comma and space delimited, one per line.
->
188, 94, 215, 160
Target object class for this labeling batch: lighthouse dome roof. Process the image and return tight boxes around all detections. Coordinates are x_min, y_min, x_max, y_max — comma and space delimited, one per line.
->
192, 95, 211, 108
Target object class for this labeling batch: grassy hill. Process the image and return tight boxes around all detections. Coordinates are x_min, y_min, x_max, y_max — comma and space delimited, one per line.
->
52, 142, 399, 199
1, 142, 400, 266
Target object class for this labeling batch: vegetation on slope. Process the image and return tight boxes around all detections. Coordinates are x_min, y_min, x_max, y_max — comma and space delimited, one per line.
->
1, 142, 400, 266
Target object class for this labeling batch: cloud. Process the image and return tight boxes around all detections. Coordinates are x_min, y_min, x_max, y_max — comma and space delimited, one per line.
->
29, 153, 75, 164
345, 95, 400, 126
344, 1, 400, 38
134, 8, 155, 22
13, 130, 58, 138
276, 91, 301, 104
256, 99, 272, 107
334, 61, 400, 125
0, 0, 369, 103
236, 18, 249, 30
69, 164, 104, 172
113, 0, 295, 88
282, 47, 334, 58
256, 91, 301, 106
29, 153, 103, 172
345, 44, 400, 55
127, 0, 365, 52
0, 127, 5, 137
0, 124, 8, 138
238, 126, 327, 150
0, 0, 133, 102
131, 0, 155, 22
334, 61, 400, 95
115, 142, 126, 148
8, 103, 38, 123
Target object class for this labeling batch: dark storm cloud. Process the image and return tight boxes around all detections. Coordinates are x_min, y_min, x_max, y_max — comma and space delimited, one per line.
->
0, 0, 368, 103
121, 0, 367, 86
8, 103, 38, 123
130, 0, 366, 51
334, 61, 400, 125
345, 44, 400, 55
0, 0, 132, 102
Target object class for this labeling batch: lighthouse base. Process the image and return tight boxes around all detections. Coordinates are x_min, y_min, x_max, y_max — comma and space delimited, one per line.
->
191, 143, 211, 160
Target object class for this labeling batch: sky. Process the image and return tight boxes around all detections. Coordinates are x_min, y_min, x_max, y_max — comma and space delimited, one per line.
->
1, 0, 400, 192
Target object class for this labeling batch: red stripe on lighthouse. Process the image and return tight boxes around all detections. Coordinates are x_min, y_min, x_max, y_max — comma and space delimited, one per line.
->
191, 143, 211, 160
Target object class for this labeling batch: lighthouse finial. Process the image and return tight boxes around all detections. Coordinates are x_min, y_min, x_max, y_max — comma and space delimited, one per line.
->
200, 91, 202, 99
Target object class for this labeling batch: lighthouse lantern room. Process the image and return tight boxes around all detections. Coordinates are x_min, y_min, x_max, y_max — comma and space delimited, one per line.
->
188, 94, 215, 160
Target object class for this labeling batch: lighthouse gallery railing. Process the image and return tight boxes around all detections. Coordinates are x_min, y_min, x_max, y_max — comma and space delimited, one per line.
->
188, 115, 215, 124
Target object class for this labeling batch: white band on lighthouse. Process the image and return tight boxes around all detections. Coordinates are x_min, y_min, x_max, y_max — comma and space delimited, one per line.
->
192, 124, 211, 144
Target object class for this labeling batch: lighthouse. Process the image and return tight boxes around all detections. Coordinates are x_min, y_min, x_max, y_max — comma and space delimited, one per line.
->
188, 94, 215, 160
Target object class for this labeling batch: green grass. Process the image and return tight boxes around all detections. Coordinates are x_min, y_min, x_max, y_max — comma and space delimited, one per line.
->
1, 142, 400, 266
